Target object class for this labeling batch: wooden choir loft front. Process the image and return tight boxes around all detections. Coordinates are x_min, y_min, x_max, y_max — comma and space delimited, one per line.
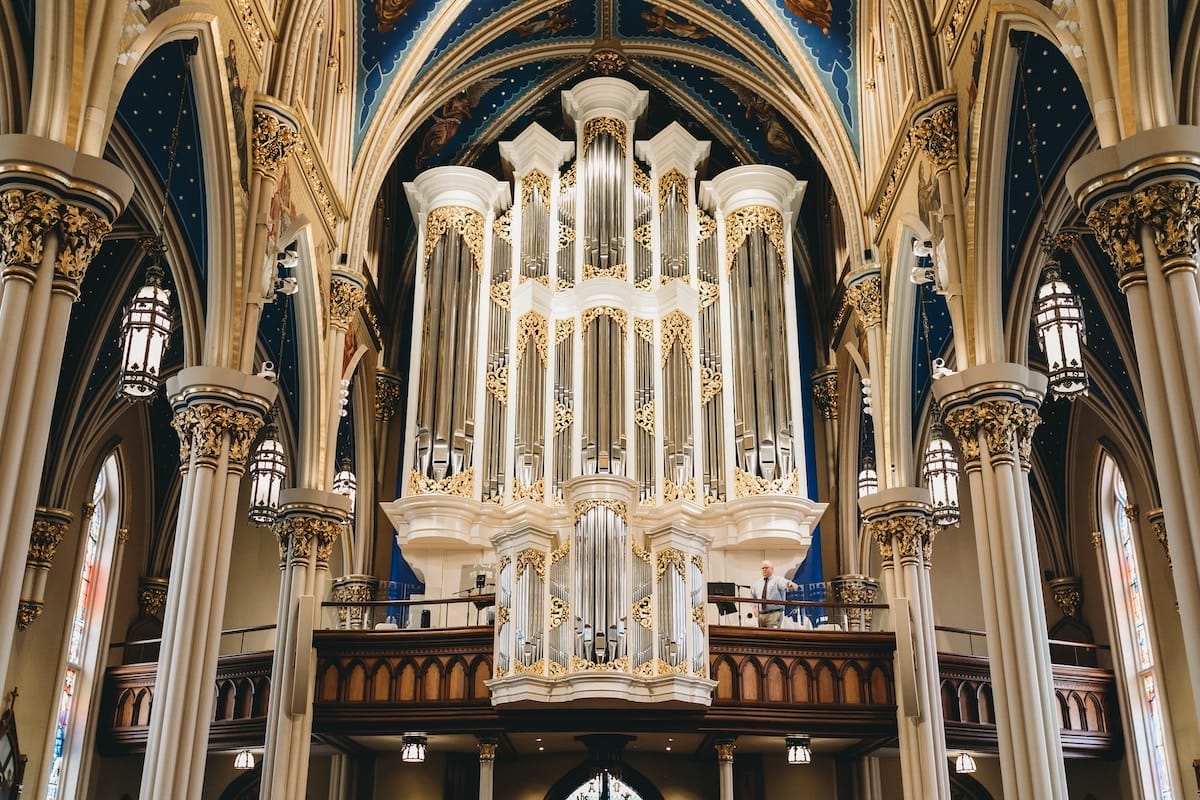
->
2, 0, 1197, 799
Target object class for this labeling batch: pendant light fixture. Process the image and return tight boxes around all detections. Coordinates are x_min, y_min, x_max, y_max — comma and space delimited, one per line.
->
247, 255, 296, 525
920, 284, 960, 526
118, 44, 194, 399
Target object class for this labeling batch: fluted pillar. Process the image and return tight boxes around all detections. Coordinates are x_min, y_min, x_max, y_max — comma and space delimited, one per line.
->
477, 737, 497, 800
139, 368, 276, 800
714, 738, 735, 800
859, 488, 948, 799
260, 489, 349, 800
0, 136, 132, 687
1068, 131, 1200, 726
935, 363, 1067, 800
17, 506, 73, 629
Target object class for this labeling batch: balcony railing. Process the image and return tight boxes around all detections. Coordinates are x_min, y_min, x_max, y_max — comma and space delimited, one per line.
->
96, 601, 1120, 757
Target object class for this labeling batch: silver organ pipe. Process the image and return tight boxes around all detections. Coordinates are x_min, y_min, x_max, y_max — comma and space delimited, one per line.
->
482, 211, 511, 502
634, 321, 654, 501
633, 164, 653, 285
696, 210, 724, 502
659, 169, 689, 281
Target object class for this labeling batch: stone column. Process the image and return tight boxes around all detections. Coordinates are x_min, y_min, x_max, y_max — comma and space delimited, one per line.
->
714, 738, 735, 800
935, 364, 1067, 800
139, 368, 276, 800
477, 737, 497, 800
260, 489, 349, 800
17, 506, 73, 629
1067, 129, 1200, 728
859, 488, 948, 799
0, 136, 132, 687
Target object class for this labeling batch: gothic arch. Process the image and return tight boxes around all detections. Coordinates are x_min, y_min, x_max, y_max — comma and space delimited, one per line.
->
544, 762, 664, 800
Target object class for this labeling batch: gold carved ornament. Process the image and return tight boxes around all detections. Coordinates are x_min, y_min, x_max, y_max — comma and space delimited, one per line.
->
375, 373, 403, 422
556, 223, 576, 252
496, 604, 510, 625
663, 477, 696, 503
1134, 181, 1200, 269
944, 400, 1040, 468
734, 467, 801, 497
634, 400, 655, 435
583, 262, 628, 281
294, 139, 340, 236
489, 280, 511, 310
515, 311, 549, 369
1050, 580, 1082, 619
17, 600, 42, 630
910, 103, 958, 172
698, 280, 720, 309
493, 208, 513, 243
485, 365, 508, 405
251, 110, 300, 180
656, 548, 687, 579
329, 278, 366, 331
692, 604, 706, 627
839, 275, 883, 331
573, 498, 628, 525
138, 581, 169, 619
658, 168, 689, 212
478, 742, 498, 762
514, 549, 546, 579
511, 476, 544, 503
633, 164, 651, 195
634, 317, 654, 342
581, 306, 627, 330
700, 366, 723, 405
812, 372, 838, 420
1085, 195, 1144, 286
551, 537, 570, 563
549, 596, 570, 629
634, 276, 653, 290
27, 517, 69, 565
553, 402, 573, 434
408, 467, 475, 497
560, 163, 576, 190
633, 222, 653, 249
1148, 512, 1171, 566
0, 189, 62, 274
660, 311, 692, 367
691, 554, 704, 574
725, 206, 785, 272
582, 117, 628, 156
555, 317, 574, 343
171, 402, 265, 469
943, 0, 972, 52
715, 742, 736, 761
587, 49, 627, 76
631, 538, 651, 564
423, 206, 485, 272
513, 658, 547, 675
55, 203, 113, 287
521, 169, 550, 208
870, 134, 916, 226
696, 210, 716, 243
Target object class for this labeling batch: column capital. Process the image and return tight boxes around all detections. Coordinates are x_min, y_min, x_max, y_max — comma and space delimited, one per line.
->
909, 92, 958, 172
859, 488, 935, 565
166, 367, 278, 472
28, 506, 73, 568
477, 737, 499, 762
714, 738, 736, 762
811, 367, 838, 420
1048, 576, 1082, 619
330, 271, 366, 331
273, 489, 350, 570
837, 265, 882, 333
138, 576, 170, 619
933, 363, 1044, 469
375, 369, 403, 421
251, 100, 300, 180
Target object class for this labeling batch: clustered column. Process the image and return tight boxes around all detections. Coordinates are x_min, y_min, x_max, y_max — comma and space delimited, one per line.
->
17, 506, 73, 629
934, 363, 1067, 800
1067, 131, 1200, 727
260, 490, 349, 800
0, 136, 132, 687
140, 368, 276, 799
859, 488, 948, 799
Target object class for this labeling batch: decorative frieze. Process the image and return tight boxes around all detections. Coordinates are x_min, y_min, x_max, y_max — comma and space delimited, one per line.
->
408, 467, 475, 497
660, 311, 692, 365
573, 498, 628, 525
733, 467, 801, 497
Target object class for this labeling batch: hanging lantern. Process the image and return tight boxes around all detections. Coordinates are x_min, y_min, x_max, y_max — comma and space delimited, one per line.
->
923, 423, 960, 527
401, 733, 427, 763
857, 455, 878, 498
954, 751, 977, 774
233, 749, 256, 770
785, 734, 812, 765
333, 457, 357, 515
248, 424, 287, 525
117, 263, 173, 399
1034, 259, 1088, 399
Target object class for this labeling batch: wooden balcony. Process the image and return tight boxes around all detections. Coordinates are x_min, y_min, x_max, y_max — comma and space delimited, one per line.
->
97, 625, 1121, 758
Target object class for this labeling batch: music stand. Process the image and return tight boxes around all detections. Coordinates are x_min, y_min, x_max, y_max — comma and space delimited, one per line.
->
707, 582, 737, 617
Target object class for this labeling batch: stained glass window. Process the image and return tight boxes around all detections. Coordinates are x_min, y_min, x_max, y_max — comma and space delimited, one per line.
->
565, 771, 642, 800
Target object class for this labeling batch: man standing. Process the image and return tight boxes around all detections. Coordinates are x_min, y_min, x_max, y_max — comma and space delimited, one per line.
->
751, 561, 797, 628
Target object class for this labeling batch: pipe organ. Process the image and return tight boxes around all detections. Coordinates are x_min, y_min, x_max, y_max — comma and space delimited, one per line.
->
386, 78, 825, 707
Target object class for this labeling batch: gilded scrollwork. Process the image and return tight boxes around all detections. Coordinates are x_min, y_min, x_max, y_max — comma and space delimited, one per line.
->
489, 280, 511, 309
515, 311, 549, 368
581, 306, 627, 330
573, 498, 628, 525
329, 278, 366, 331
28, 514, 69, 565
560, 163, 576, 189
513, 658, 547, 675
493, 208, 513, 243
515, 548, 546, 579
696, 209, 716, 243
633, 222, 653, 248
171, 402, 265, 469
55, 203, 112, 286
944, 399, 1040, 467
555, 317, 574, 342
660, 311, 692, 366
631, 538, 651, 564
17, 600, 42, 630
511, 476, 545, 503
839, 274, 882, 330
868, 514, 935, 564
725, 205, 785, 272
911, 103, 958, 171
663, 477, 696, 503
633, 164, 651, 194
812, 371, 838, 420
251, 109, 299, 180
496, 605, 510, 625
658, 168, 688, 211
656, 548, 687, 578
1148, 510, 1170, 566
554, 402, 573, 434
587, 49, 627, 76
1085, 194, 1143, 285
557, 223, 576, 251
375, 372, 404, 422
700, 366, 723, 404
1135, 180, 1200, 267
408, 467, 475, 497
692, 604, 707, 626
871, 134, 916, 226
698, 280, 719, 309
634, 317, 654, 342
691, 554, 705, 575
0, 189, 61, 274
634, 400, 655, 435
583, 116, 628, 155
424, 206, 485, 271
633, 592, 652, 628
295, 139, 340, 236
733, 467, 801, 497
1049, 577, 1082, 619
521, 169, 551, 207
583, 262, 628, 281
943, 0, 972, 52
549, 596, 569, 629
486, 366, 508, 405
